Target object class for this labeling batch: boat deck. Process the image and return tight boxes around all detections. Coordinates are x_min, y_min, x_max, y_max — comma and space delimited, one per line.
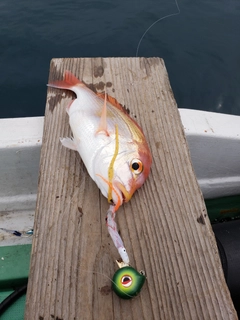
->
24, 57, 237, 319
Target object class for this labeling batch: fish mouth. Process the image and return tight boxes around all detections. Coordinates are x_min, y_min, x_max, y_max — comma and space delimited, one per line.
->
115, 182, 133, 203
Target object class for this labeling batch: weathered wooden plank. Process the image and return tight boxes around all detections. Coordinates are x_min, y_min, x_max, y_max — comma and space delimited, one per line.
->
25, 58, 237, 320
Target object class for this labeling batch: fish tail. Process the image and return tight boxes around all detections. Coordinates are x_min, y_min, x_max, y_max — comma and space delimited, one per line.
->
47, 70, 84, 90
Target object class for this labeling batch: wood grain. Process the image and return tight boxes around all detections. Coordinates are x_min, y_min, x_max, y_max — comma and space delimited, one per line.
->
25, 58, 237, 320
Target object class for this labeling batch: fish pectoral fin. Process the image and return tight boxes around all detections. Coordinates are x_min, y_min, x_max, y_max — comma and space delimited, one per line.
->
95, 92, 109, 136
60, 137, 77, 150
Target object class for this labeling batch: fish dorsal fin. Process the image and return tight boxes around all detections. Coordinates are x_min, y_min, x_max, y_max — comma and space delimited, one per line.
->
97, 91, 145, 143
97, 93, 127, 114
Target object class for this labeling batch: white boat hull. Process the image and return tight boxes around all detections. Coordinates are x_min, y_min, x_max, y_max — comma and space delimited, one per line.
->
0, 110, 240, 245
180, 109, 240, 199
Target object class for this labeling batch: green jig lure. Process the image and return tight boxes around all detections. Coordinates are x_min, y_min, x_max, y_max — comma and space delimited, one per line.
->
112, 262, 146, 299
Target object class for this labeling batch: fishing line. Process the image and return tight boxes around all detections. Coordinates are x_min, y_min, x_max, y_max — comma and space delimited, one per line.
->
73, 268, 137, 299
136, 0, 180, 57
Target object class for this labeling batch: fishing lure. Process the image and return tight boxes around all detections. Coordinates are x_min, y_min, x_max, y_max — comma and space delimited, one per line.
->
106, 206, 129, 264
107, 202, 146, 298
112, 260, 146, 299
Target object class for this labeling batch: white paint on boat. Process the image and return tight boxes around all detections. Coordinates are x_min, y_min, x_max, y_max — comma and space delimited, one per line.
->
0, 117, 43, 211
0, 110, 239, 246
180, 109, 240, 199
0, 117, 43, 246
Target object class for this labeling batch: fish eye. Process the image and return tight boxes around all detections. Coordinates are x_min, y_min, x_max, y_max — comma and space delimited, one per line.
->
130, 159, 143, 175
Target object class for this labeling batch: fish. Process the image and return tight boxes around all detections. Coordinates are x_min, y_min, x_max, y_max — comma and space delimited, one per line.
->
48, 71, 152, 212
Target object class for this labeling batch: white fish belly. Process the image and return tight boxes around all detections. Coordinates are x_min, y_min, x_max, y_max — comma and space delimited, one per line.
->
68, 107, 114, 182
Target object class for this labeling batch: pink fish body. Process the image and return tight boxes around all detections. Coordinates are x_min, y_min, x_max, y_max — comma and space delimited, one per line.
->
48, 71, 152, 211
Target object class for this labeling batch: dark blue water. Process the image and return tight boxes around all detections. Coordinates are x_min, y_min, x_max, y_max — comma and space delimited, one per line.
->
1, 0, 240, 118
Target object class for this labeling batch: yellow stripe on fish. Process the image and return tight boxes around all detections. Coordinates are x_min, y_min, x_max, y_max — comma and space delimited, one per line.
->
108, 124, 119, 202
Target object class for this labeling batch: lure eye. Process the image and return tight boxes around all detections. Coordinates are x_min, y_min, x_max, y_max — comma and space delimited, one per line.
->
121, 275, 132, 288
130, 159, 143, 175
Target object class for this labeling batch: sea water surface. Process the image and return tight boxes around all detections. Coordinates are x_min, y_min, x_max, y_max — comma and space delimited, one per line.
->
0, 0, 240, 118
